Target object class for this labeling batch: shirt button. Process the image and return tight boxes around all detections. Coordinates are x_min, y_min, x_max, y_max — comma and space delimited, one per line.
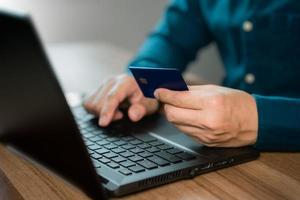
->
243, 20, 253, 32
245, 73, 255, 84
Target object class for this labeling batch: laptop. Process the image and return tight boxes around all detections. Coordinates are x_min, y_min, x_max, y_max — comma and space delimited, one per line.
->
0, 8, 259, 199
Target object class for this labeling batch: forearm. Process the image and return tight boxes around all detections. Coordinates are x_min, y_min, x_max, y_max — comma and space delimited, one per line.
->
253, 94, 300, 151
127, 0, 212, 72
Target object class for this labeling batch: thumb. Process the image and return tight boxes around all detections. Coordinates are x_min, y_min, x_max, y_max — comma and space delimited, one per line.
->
154, 88, 175, 104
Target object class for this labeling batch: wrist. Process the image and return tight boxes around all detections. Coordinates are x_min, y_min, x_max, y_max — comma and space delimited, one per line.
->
237, 92, 258, 145
247, 93, 259, 144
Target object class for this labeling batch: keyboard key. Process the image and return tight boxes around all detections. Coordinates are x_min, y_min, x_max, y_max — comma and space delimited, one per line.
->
96, 140, 110, 146
155, 151, 182, 163
128, 165, 145, 173
176, 152, 196, 161
157, 144, 173, 150
114, 140, 127, 146
149, 141, 164, 146
122, 144, 135, 150
82, 133, 94, 138
139, 160, 158, 169
134, 134, 157, 142
88, 126, 98, 131
120, 160, 136, 168
147, 147, 160, 153
103, 152, 118, 159
139, 151, 153, 158
106, 137, 119, 142
84, 140, 94, 146
92, 130, 105, 135
79, 123, 89, 129
111, 147, 126, 154
87, 149, 94, 154
119, 169, 132, 176
99, 157, 110, 164
129, 139, 143, 145
104, 143, 118, 149
95, 148, 110, 155
167, 148, 183, 154
90, 153, 102, 159
112, 156, 127, 163
86, 127, 96, 132
130, 147, 144, 154
107, 162, 120, 169
89, 136, 102, 142
121, 136, 135, 141
97, 133, 108, 139
129, 155, 144, 162
87, 144, 102, 150
148, 156, 169, 166
92, 159, 102, 168
120, 151, 135, 158
138, 143, 151, 149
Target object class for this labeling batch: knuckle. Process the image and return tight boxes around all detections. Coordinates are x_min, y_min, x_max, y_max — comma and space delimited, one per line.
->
95, 104, 104, 114
83, 100, 93, 110
205, 134, 218, 141
196, 135, 211, 144
206, 112, 226, 130
209, 94, 225, 107
203, 137, 213, 144
107, 90, 118, 100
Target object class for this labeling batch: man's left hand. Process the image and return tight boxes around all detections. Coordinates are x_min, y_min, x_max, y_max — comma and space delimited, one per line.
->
154, 85, 258, 147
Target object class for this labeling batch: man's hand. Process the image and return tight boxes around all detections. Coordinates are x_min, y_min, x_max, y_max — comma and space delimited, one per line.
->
84, 74, 159, 127
154, 85, 258, 147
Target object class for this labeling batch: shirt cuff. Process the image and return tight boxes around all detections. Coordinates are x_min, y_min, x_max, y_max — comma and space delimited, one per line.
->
253, 94, 300, 151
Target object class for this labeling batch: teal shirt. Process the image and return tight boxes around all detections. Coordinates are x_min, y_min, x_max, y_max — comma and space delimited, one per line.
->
128, 0, 300, 151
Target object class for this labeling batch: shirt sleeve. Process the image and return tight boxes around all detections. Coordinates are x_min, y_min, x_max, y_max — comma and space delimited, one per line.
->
127, 0, 212, 72
253, 94, 300, 151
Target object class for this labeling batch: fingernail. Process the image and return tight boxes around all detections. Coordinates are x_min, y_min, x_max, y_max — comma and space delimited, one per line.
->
154, 90, 159, 99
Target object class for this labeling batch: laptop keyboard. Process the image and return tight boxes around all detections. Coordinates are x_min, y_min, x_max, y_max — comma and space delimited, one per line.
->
73, 107, 196, 176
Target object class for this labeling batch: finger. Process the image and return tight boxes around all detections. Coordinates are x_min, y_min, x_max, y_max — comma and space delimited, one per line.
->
163, 104, 205, 128
128, 89, 144, 104
99, 96, 120, 126
128, 104, 147, 122
84, 82, 113, 115
154, 88, 202, 109
98, 81, 133, 126
174, 124, 228, 143
100, 110, 123, 125
192, 136, 220, 147
112, 110, 123, 121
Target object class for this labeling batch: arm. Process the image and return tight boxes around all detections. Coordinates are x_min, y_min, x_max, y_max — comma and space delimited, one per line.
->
254, 95, 300, 151
154, 85, 300, 152
85, 0, 213, 126
128, 0, 212, 71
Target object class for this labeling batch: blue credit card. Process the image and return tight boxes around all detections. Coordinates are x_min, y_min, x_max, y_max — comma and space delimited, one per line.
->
129, 66, 189, 98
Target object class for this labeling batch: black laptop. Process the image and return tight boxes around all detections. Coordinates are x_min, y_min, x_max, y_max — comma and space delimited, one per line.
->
0, 8, 259, 200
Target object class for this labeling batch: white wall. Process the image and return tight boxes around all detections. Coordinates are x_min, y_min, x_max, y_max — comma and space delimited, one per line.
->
1, 0, 224, 83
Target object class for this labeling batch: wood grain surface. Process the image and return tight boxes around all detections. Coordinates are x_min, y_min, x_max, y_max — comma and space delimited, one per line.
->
1, 144, 300, 200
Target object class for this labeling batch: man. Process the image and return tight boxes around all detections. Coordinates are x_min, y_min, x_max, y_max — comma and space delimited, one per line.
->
84, 0, 300, 151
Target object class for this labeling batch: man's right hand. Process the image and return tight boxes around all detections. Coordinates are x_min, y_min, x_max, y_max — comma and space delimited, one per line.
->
84, 74, 159, 127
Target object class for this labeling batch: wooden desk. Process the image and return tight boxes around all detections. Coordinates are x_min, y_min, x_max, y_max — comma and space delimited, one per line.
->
1, 42, 300, 200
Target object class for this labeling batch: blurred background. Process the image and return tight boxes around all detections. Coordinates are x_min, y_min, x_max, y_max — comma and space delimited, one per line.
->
2, 0, 224, 94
